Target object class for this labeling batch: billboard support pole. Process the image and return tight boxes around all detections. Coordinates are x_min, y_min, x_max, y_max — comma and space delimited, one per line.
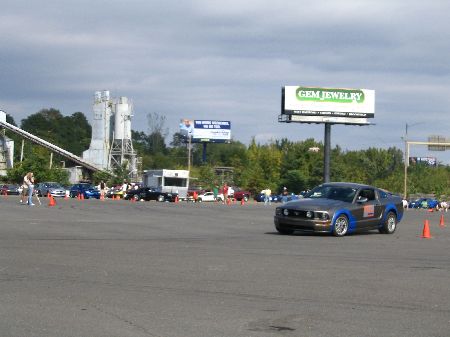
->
188, 135, 191, 173
202, 142, 207, 163
324, 123, 331, 183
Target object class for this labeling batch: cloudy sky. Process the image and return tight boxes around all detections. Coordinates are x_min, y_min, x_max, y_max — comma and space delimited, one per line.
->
2, 0, 450, 162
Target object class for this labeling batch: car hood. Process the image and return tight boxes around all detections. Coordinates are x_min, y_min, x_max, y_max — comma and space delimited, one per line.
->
281, 198, 347, 211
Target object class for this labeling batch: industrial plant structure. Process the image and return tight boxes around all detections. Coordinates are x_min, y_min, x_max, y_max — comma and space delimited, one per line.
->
0, 112, 14, 176
82, 91, 138, 179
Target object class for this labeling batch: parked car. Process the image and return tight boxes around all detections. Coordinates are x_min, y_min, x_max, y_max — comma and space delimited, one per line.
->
1, 184, 20, 195
106, 186, 125, 199
35, 182, 66, 197
274, 182, 404, 237
196, 191, 224, 202
124, 187, 178, 202
255, 192, 278, 202
408, 198, 439, 209
69, 183, 100, 199
230, 188, 251, 202
256, 192, 300, 203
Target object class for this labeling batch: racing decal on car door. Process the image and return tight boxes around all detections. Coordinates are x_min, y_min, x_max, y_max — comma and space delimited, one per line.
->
363, 205, 375, 217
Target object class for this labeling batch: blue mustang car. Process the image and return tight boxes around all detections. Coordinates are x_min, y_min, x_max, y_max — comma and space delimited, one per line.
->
69, 183, 101, 199
274, 182, 404, 237
408, 198, 439, 209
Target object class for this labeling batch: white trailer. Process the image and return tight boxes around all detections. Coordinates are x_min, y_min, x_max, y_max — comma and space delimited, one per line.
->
143, 169, 189, 199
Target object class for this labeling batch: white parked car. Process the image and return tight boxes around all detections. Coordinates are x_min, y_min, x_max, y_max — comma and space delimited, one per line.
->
197, 191, 224, 202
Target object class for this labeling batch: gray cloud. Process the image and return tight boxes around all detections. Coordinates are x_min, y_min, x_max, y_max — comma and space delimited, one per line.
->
1, 0, 450, 162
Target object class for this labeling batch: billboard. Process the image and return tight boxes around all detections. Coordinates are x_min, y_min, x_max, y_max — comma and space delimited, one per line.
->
428, 135, 447, 151
281, 86, 375, 125
179, 119, 231, 143
409, 157, 437, 167
192, 120, 231, 143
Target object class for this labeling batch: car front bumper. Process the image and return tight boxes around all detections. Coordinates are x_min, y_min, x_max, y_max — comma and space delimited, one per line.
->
274, 216, 332, 233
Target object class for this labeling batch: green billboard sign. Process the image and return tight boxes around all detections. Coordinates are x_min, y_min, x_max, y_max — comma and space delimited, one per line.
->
296, 87, 365, 104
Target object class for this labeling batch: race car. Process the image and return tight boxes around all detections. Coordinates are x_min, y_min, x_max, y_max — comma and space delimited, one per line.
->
274, 182, 403, 237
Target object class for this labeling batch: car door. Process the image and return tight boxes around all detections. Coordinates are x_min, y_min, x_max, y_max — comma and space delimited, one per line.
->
352, 188, 383, 229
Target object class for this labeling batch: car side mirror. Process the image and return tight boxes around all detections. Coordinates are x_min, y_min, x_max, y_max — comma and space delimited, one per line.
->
357, 197, 368, 203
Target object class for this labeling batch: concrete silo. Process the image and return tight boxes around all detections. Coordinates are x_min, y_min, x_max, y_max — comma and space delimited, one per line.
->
83, 91, 137, 179
82, 91, 112, 169
108, 96, 137, 178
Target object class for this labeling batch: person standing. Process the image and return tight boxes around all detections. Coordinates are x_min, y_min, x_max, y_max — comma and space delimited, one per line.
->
20, 176, 28, 204
223, 183, 229, 204
282, 186, 289, 203
24, 172, 35, 206
213, 185, 219, 201
193, 190, 198, 203
264, 187, 272, 206
99, 180, 107, 199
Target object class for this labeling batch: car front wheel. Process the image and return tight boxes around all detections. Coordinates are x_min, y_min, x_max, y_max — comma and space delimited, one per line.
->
379, 211, 397, 234
332, 215, 349, 237
157, 195, 165, 202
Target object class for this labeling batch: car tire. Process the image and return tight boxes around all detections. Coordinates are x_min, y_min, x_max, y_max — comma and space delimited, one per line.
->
157, 195, 165, 202
133, 194, 139, 201
244, 196, 249, 202
332, 214, 349, 237
275, 225, 294, 235
197, 198, 202, 203
379, 211, 397, 234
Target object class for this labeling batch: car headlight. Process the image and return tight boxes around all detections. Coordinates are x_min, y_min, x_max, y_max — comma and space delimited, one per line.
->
315, 212, 329, 220
276, 208, 282, 215
306, 211, 313, 218
283, 209, 289, 216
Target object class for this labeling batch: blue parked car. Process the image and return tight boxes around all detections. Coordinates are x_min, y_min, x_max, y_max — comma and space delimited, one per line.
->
69, 183, 101, 199
408, 198, 439, 209
255, 192, 300, 203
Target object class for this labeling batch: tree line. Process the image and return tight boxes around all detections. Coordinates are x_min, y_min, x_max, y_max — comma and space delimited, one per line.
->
3, 109, 450, 198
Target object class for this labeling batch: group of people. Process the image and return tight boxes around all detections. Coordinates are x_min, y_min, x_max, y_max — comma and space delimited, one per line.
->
20, 172, 35, 206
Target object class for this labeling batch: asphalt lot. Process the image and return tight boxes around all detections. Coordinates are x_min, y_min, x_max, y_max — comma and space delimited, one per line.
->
1, 196, 449, 337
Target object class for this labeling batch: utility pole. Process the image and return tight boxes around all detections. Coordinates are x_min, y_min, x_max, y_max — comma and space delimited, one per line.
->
187, 134, 191, 173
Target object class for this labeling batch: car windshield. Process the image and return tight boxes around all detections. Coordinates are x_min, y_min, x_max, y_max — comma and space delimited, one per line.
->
305, 185, 357, 203
48, 183, 62, 188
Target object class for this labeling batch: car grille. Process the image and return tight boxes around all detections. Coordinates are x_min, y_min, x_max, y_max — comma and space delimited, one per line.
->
282, 209, 308, 218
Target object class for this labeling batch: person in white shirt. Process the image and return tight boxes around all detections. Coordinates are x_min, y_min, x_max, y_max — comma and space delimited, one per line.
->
23, 172, 35, 206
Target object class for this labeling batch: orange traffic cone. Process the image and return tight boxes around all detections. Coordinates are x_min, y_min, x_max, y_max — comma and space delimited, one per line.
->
439, 214, 445, 228
81, 193, 85, 201
77, 193, 81, 200
64, 193, 68, 200
240, 198, 245, 206
421, 220, 432, 239
226, 198, 231, 206
175, 195, 179, 203
48, 196, 56, 207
